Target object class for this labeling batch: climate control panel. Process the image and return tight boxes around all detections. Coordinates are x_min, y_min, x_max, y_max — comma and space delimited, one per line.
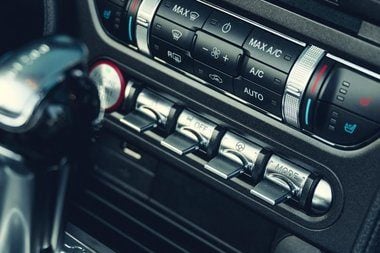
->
94, 0, 380, 148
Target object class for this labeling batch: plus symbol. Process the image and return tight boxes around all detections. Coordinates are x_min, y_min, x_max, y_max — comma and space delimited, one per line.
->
223, 54, 229, 62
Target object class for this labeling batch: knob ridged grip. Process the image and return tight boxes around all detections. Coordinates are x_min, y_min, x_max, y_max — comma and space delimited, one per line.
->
282, 46, 325, 128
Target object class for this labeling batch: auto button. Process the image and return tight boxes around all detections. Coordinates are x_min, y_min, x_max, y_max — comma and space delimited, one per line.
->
234, 78, 283, 118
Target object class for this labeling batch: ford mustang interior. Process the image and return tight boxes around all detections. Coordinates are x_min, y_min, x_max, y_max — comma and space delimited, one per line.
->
0, 0, 380, 252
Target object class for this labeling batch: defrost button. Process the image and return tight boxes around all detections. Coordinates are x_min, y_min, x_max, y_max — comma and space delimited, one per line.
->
150, 36, 194, 73
152, 16, 196, 50
156, 0, 212, 30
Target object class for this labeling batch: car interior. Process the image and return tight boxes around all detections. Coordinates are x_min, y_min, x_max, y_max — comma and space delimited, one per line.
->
0, 0, 380, 252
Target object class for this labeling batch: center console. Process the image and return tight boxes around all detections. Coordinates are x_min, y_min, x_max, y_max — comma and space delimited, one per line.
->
67, 0, 380, 252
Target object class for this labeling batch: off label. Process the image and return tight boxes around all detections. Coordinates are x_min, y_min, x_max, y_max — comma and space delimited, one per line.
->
193, 120, 209, 133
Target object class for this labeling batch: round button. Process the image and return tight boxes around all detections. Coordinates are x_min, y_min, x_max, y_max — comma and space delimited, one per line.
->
89, 60, 126, 112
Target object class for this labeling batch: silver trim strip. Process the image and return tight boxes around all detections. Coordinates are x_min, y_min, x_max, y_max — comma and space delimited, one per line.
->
198, 0, 306, 46
136, 0, 161, 55
326, 53, 380, 80
282, 46, 325, 128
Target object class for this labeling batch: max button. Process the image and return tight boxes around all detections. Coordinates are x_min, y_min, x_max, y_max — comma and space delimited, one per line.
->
156, 0, 212, 30
243, 27, 304, 73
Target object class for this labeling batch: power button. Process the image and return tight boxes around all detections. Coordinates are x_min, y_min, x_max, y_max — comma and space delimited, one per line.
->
203, 10, 252, 46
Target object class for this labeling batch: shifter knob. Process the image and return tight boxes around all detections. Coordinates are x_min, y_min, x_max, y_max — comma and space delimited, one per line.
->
0, 35, 100, 161
0, 36, 100, 253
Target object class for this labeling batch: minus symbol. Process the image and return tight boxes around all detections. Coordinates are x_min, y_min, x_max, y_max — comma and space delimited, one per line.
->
202, 47, 209, 51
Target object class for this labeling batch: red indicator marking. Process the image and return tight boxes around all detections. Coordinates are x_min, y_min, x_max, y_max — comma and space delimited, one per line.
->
130, 0, 140, 13
311, 64, 328, 94
359, 97, 372, 107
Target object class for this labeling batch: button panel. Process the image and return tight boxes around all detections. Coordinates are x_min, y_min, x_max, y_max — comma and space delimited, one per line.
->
94, 0, 380, 148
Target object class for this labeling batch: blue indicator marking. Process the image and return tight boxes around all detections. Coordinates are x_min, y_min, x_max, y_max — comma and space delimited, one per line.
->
305, 98, 312, 126
103, 10, 112, 20
344, 123, 358, 134
128, 16, 133, 42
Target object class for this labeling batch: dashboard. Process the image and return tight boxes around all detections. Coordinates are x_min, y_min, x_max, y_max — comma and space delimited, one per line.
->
2, 0, 380, 252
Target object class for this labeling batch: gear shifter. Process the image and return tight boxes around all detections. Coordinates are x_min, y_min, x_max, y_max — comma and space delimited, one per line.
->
0, 36, 101, 253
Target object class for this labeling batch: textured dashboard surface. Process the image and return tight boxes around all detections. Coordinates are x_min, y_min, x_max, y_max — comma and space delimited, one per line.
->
71, 0, 380, 252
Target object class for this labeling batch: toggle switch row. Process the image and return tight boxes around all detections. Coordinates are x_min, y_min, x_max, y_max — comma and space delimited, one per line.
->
89, 60, 333, 215
116, 80, 333, 215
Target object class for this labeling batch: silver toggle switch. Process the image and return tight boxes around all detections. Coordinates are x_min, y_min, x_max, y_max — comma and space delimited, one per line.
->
251, 155, 309, 205
161, 110, 217, 155
251, 155, 310, 205
250, 155, 333, 214
204, 132, 262, 180
121, 89, 175, 133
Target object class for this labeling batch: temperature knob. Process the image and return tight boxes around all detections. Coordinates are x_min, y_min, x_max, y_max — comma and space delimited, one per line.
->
89, 60, 126, 112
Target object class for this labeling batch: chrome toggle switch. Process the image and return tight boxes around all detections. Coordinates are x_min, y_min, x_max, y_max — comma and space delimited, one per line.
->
204, 132, 265, 180
250, 155, 333, 214
161, 110, 221, 156
121, 88, 177, 133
